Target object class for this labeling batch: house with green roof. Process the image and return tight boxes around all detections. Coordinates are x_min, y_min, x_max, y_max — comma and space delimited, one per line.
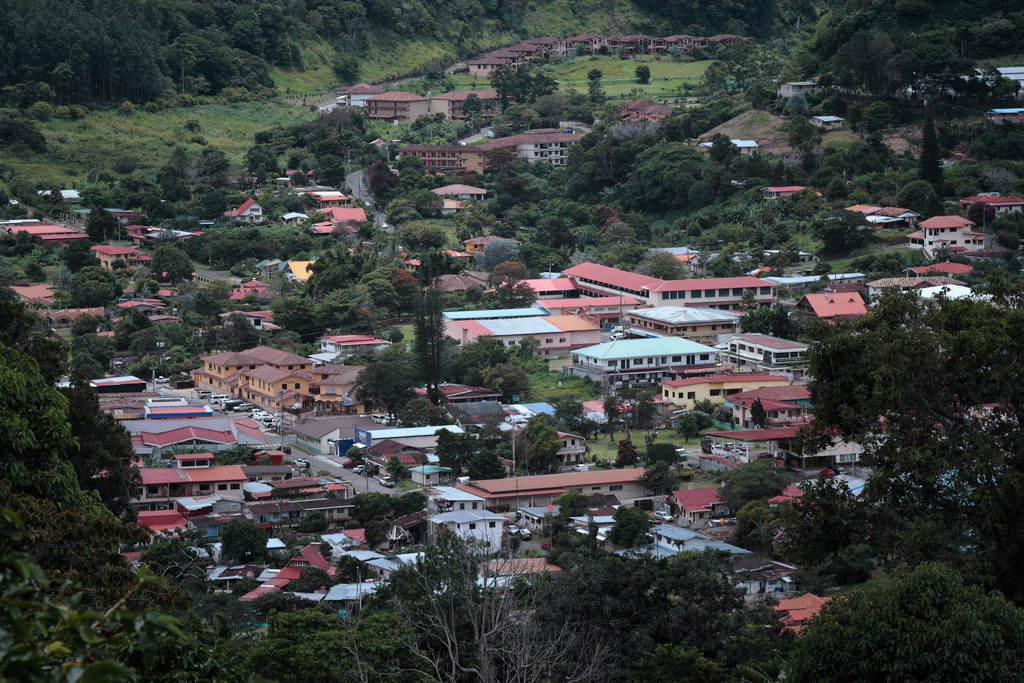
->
566, 337, 719, 388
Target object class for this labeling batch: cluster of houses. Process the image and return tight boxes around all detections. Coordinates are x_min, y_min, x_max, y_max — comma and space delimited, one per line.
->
397, 128, 582, 172
465, 32, 740, 77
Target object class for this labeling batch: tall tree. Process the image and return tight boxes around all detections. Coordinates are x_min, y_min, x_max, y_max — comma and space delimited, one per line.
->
788, 563, 1024, 682
355, 362, 416, 417
918, 104, 943, 192
85, 207, 117, 242
414, 287, 446, 404
749, 398, 768, 428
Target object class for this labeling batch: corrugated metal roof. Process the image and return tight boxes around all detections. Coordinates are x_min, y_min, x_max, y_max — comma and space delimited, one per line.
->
573, 337, 716, 360
444, 308, 548, 320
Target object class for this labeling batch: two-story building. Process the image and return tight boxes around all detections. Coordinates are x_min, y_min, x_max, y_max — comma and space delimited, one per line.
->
428, 90, 502, 120
624, 306, 742, 343
725, 334, 809, 376
562, 263, 777, 309
444, 313, 601, 358
567, 337, 719, 387
908, 215, 988, 258
455, 468, 649, 510
365, 91, 430, 123
300, 190, 350, 210
556, 432, 586, 467
661, 372, 794, 415
223, 199, 263, 223
90, 245, 153, 271
135, 460, 247, 511
238, 365, 313, 412
429, 509, 506, 553
312, 335, 391, 364
725, 384, 812, 428
192, 346, 313, 396
335, 83, 382, 107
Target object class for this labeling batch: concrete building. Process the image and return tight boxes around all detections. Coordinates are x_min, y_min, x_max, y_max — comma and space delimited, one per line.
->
661, 372, 794, 414
778, 81, 817, 97
725, 334, 809, 375
810, 115, 844, 130
444, 313, 601, 357
567, 337, 719, 387
335, 83, 382, 107
562, 263, 777, 308
90, 245, 153, 271
908, 215, 988, 258
428, 509, 505, 553
624, 306, 742, 344
365, 91, 430, 123
428, 90, 502, 120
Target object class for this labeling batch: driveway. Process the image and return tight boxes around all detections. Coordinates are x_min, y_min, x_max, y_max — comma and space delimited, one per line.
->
345, 170, 390, 232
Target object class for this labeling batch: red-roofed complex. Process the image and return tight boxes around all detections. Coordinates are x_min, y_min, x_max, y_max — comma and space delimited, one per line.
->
428, 90, 502, 120
319, 207, 367, 224
366, 91, 430, 122
456, 469, 648, 508
562, 263, 777, 309
792, 291, 867, 323
520, 278, 580, 299
0, 222, 88, 243
192, 345, 313, 398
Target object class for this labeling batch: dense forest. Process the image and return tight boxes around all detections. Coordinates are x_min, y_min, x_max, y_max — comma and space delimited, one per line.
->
0, 0, 822, 104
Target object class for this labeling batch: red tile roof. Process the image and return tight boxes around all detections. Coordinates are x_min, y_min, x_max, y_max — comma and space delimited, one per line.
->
562, 263, 662, 292
320, 207, 367, 222
431, 184, 487, 196
906, 262, 973, 275
368, 91, 428, 102
650, 276, 775, 293
662, 372, 791, 388
91, 244, 142, 255
918, 215, 974, 229
706, 426, 800, 441
224, 198, 258, 218
795, 292, 867, 319
672, 488, 724, 513
732, 333, 806, 350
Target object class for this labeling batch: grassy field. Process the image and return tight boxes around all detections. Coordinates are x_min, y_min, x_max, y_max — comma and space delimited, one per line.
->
16, 101, 315, 187
527, 369, 600, 403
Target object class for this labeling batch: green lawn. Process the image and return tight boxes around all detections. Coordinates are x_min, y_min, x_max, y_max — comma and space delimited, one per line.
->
527, 369, 600, 403
18, 101, 315, 186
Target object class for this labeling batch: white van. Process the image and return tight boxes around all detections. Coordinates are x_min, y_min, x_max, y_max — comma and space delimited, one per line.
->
370, 414, 389, 424
209, 394, 230, 404
294, 458, 310, 469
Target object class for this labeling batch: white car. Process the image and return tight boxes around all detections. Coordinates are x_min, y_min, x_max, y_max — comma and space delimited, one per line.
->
378, 476, 394, 487
572, 464, 590, 472
654, 511, 675, 523
154, 376, 169, 384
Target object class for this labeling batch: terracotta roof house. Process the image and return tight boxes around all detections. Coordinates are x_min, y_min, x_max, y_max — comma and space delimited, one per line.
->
775, 592, 829, 632
957, 194, 1024, 214
867, 276, 966, 298
366, 91, 430, 123
792, 291, 867, 322
428, 90, 502, 120
0, 222, 89, 243
431, 184, 487, 199
228, 279, 272, 301
909, 215, 987, 258
671, 488, 730, 524
905, 261, 973, 277
763, 186, 811, 201
619, 100, 672, 123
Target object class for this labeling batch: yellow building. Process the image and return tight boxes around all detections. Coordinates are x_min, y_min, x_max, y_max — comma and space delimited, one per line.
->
192, 346, 313, 396
308, 365, 366, 415
661, 372, 793, 414
238, 366, 313, 411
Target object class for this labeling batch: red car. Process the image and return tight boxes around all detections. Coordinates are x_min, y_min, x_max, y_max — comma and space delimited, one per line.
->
541, 542, 552, 551
342, 460, 360, 468
820, 468, 838, 477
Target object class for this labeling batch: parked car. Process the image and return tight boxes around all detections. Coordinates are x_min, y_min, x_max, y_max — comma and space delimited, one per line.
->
231, 403, 253, 412
653, 511, 674, 523
820, 468, 838, 477
517, 528, 532, 540
541, 542, 552, 551
506, 525, 523, 537
572, 464, 590, 472
369, 413, 388, 424
353, 465, 367, 475
197, 390, 211, 398
294, 458, 310, 469
343, 459, 361, 468
154, 376, 169, 384
378, 476, 394, 487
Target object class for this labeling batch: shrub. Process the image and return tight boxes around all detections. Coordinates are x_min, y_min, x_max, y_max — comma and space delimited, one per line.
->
28, 101, 54, 121
119, 100, 135, 116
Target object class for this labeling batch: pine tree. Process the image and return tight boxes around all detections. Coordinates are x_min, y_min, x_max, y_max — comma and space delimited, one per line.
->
918, 104, 943, 192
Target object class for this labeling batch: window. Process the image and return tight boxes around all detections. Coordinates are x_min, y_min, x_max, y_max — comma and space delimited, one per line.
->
545, 339, 553, 344
760, 287, 772, 295
705, 289, 715, 297
699, 354, 710, 360
609, 485, 623, 491
199, 484, 210, 492
710, 389, 721, 396
147, 486, 158, 495
459, 503, 465, 510
217, 484, 227, 491
691, 290, 702, 299
559, 337, 566, 343
488, 521, 496, 528
732, 288, 743, 296
230, 483, 240, 490
672, 356, 681, 363
591, 486, 601, 490
719, 289, 729, 296
469, 523, 476, 530
687, 391, 696, 399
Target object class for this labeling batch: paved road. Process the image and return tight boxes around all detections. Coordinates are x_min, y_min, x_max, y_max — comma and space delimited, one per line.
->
346, 170, 391, 232
458, 126, 493, 145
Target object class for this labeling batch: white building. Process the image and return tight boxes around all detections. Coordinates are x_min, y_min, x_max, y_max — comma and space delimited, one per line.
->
698, 138, 759, 155
907, 215, 988, 258
429, 509, 505, 553
567, 337, 719, 387
725, 334, 809, 375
